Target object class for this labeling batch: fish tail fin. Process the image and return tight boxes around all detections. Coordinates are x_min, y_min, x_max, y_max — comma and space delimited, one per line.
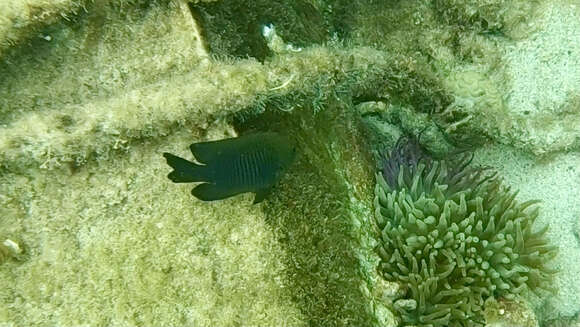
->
163, 152, 207, 183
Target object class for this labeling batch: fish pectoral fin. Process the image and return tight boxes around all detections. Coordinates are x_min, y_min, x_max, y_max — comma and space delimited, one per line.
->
253, 187, 273, 204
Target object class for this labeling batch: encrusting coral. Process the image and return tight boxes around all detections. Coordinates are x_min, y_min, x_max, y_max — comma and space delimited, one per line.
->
374, 136, 558, 326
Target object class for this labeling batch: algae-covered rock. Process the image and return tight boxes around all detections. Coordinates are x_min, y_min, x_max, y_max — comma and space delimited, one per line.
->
0, 130, 306, 325
1, 0, 578, 326
0, 0, 89, 57
435, 1, 580, 155
0, 1, 384, 325
484, 298, 539, 327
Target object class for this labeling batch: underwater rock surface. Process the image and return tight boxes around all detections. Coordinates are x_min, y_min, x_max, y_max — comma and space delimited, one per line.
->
0, 0, 579, 326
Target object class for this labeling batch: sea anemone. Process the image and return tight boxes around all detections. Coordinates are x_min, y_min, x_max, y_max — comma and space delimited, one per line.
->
374, 136, 558, 327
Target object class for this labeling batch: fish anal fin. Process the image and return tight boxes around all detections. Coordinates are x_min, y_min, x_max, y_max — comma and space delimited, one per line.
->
192, 183, 238, 201
253, 187, 273, 204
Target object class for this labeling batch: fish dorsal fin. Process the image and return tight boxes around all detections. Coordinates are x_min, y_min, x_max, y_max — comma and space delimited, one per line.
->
189, 135, 264, 164
189, 141, 220, 164
253, 187, 273, 204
